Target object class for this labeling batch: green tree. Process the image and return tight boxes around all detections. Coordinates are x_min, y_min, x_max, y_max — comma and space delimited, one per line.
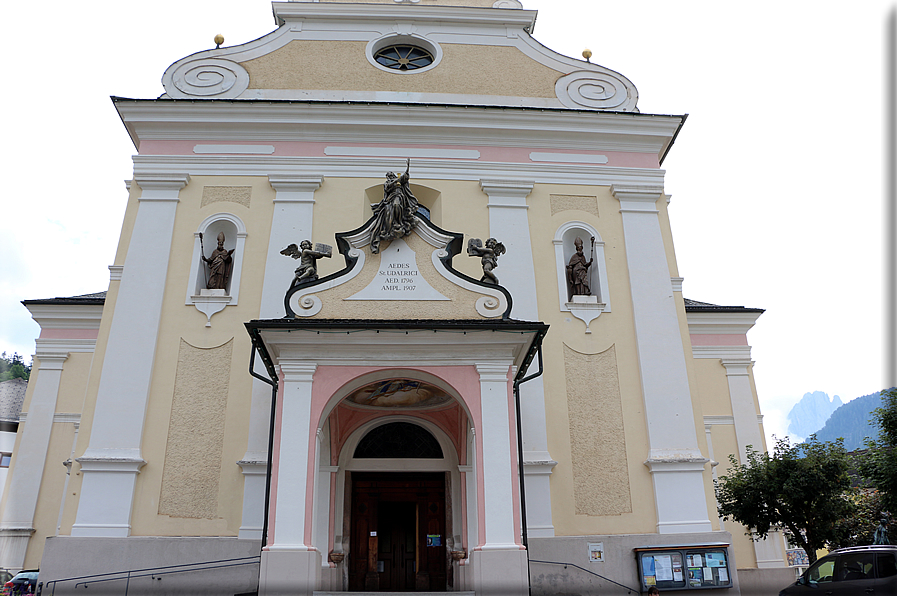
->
0, 352, 31, 381
829, 488, 886, 548
858, 387, 897, 513
714, 436, 855, 564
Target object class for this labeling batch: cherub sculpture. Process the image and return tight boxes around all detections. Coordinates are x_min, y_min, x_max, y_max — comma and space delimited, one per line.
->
467, 237, 505, 285
281, 240, 332, 286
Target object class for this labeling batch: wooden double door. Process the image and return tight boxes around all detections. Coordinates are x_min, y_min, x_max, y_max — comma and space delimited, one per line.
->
349, 472, 447, 592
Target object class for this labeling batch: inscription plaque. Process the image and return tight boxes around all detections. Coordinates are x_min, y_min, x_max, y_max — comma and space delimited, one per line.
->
347, 238, 449, 301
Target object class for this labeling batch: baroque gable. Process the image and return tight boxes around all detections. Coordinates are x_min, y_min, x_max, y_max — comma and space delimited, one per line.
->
161, 1, 638, 111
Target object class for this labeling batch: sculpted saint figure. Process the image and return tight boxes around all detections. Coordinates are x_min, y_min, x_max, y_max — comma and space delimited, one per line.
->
200, 231, 235, 291
281, 240, 332, 286
370, 159, 419, 254
566, 236, 594, 297
467, 237, 505, 285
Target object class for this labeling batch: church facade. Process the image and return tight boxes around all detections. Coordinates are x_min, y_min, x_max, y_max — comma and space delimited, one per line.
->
2, 1, 790, 594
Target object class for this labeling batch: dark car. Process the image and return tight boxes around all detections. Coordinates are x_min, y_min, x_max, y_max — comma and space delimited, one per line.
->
779, 545, 896, 596
1, 570, 39, 595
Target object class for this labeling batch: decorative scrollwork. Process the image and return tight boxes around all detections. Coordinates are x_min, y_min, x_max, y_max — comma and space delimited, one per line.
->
555, 70, 638, 112
164, 58, 250, 99
289, 293, 323, 318
475, 295, 504, 318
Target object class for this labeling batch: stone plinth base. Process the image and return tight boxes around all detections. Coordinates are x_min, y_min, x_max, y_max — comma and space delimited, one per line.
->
260, 548, 322, 596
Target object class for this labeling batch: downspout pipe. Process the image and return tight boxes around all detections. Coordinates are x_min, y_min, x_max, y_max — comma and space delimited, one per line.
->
512, 339, 545, 596
248, 339, 278, 555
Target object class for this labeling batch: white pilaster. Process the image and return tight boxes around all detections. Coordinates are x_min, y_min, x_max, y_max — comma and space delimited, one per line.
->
72, 173, 188, 537
721, 359, 786, 568
475, 363, 517, 549
237, 460, 267, 539
269, 362, 318, 550
0, 350, 67, 570
480, 179, 536, 321
241, 176, 322, 540
262, 176, 323, 319
480, 179, 555, 536
473, 362, 528, 596
611, 184, 711, 534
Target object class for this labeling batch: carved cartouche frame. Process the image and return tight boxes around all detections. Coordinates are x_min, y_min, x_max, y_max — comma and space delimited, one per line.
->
283, 214, 514, 320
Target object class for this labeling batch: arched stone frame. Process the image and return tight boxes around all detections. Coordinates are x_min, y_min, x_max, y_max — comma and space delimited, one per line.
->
553, 221, 610, 333
184, 213, 247, 325
312, 369, 475, 573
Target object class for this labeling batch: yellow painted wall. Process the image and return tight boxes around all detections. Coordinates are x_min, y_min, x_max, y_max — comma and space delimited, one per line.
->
53, 172, 764, 561
243, 41, 562, 99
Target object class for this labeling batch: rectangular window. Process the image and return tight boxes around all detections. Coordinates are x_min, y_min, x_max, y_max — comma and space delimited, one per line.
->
0, 453, 11, 468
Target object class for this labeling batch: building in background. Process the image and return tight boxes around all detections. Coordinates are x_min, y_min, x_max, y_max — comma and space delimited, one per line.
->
0, 1, 790, 594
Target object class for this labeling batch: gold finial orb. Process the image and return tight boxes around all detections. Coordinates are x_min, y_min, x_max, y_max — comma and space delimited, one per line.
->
582, 49, 592, 62
214, 34, 225, 47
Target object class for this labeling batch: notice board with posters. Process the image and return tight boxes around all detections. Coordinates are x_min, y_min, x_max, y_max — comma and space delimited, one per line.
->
635, 544, 733, 591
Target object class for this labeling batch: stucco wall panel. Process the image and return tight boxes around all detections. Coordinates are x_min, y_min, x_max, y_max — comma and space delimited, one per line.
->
243, 41, 562, 99
201, 185, 252, 209
549, 194, 599, 217
563, 344, 631, 516
158, 339, 233, 520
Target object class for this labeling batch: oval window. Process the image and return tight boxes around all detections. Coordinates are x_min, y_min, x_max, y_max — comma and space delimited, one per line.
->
374, 45, 434, 71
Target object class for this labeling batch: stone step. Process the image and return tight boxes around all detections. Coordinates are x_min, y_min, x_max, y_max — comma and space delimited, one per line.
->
314, 593, 475, 596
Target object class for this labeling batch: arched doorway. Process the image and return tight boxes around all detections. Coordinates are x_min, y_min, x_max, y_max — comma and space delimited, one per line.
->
324, 377, 470, 592
350, 422, 447, 591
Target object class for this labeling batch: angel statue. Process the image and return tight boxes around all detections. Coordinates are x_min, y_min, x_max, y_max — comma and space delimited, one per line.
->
281, 240, 332, 286
566, 236, 594, 297
467, 237, 505, 285
199, 231, 235, 291
370, 159, 419, 254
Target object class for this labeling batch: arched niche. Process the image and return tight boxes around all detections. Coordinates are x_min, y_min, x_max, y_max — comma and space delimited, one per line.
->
184, 213, 247, 325
364, 182, 442, 227
553, 221, 611, 332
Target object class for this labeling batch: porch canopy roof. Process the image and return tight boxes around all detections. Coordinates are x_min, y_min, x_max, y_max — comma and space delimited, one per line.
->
245, 317, 548, 386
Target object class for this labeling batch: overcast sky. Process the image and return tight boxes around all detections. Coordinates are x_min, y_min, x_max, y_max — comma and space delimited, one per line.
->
1, 1, 893, 446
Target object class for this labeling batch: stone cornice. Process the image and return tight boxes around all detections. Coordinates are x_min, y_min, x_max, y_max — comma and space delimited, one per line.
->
24, 303, 104, 330
133, 155, 666, 188
691, 345, 753, 360
686, 310, 763, 335
268, 175, 324, 195
272, 3, 538, 29
611, 184, 665, 203
133, 173, 190, 194
115, 100, 680, 154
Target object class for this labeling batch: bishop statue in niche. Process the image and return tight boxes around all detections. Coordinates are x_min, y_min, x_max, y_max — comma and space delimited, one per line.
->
566, 236, 594, 298
200, 232, 235, 292
370, 159, 419, 254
